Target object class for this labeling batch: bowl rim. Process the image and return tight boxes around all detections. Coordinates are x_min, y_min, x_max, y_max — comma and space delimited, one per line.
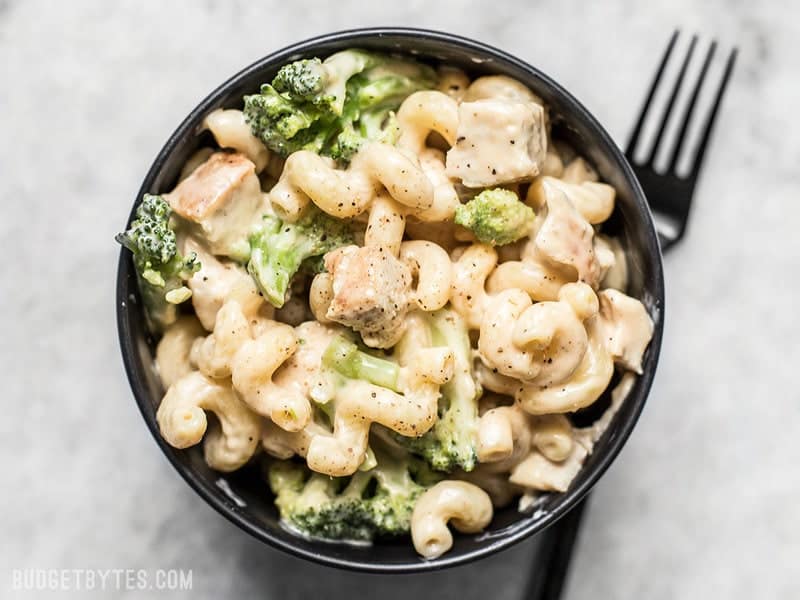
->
117, 26, 665, 573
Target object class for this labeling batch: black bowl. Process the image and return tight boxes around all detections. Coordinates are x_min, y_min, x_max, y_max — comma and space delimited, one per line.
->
117, 27, 664, 572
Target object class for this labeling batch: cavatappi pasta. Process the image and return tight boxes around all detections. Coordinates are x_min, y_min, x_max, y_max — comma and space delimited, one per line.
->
118, 50, 654, 560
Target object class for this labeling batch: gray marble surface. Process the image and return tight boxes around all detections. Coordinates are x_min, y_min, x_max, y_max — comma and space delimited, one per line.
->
2, 0, 797, 598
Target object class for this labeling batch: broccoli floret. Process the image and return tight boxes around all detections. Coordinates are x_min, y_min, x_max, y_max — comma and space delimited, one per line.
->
322, 335, 401, 392
277, 50, 379, 114
243, 87, 335, 156
454, 188, 535, 246
272, 58, 328, 99
115, 194, 199, 332
269, 445, 437, 541
244, 49, 377, 157
328, 59, 435, 161
247, 206, 353, 308
244, 49, 436, 162
393, 309, 481, 472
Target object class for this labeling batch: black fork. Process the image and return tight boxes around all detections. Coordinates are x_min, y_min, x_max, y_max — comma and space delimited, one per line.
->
626, 30, 738, 251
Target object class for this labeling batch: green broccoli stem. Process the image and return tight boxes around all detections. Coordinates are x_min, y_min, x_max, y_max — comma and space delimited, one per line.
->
322, 336, 401, 392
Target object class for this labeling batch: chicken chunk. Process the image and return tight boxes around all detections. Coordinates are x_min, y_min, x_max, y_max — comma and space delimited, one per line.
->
446, 99, 547, 187
167, 152, 263, 260
594, 289, 654, 373
509, 443, 589, 493
324, 245, 412, 348
525, 178, 601, 287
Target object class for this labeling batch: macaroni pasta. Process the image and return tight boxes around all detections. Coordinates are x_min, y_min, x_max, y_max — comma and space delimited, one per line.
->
411, 480, 493, 559
156, 371, 261, 472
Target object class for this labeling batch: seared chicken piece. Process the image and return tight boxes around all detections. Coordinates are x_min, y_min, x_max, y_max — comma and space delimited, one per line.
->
446, 99, 547, 187
167, 152, 263, 260
324, 245, 412, 348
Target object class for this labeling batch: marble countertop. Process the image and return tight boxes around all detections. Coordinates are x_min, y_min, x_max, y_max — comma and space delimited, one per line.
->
2, 0, 797, 598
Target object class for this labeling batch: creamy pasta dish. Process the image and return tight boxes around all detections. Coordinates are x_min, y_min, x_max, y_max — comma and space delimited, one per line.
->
117, 50, 654, 559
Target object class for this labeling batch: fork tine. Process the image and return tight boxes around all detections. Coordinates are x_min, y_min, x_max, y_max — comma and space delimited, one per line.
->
667, 40, 717, 172
689, 47, 738, 177
625, 29, 680, 158
645, 34, 698, 165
